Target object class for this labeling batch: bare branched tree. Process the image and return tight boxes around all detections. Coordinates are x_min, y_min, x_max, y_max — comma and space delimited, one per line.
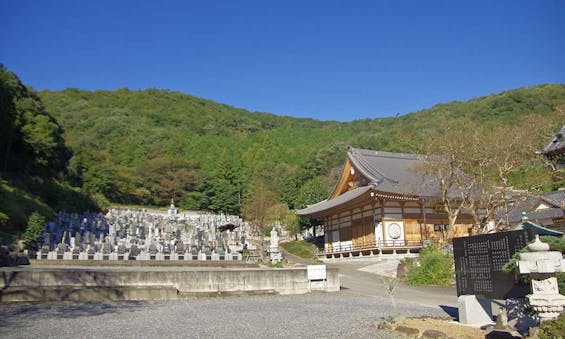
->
242, 179, 278, 260
415, 120, 478, 240
412, 113, 563, 239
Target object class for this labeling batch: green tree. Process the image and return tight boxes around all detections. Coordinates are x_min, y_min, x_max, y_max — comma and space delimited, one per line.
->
242, 179, 277, 235
207, 178, 240, 214
23, 212, 46, 250
0, 64, 71, 174
295, 177, 329, 234
284, 210, 301, 240
295, 177, 329, 210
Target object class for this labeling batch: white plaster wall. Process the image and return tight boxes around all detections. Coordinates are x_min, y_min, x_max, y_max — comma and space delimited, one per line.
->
375, 222, 384, 246
384, 220, 405, 246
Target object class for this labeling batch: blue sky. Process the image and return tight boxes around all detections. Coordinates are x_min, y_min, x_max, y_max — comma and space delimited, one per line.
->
1, 1, 564, 121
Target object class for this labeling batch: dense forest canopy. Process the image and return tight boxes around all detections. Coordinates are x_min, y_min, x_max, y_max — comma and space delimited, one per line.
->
0, 65, 96, 238
1, 63, 564, 237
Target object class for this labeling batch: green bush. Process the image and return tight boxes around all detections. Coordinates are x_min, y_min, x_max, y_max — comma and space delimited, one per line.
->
406, 244, 454, 286
269, 261, 284, 268
538, 313, 565, 339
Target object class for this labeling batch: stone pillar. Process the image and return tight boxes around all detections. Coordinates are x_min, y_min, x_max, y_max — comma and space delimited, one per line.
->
518, 235, 565, 321
268, 229, 282, 263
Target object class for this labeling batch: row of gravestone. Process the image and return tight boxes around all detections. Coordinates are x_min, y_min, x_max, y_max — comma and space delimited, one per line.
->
36, 250, 243, 261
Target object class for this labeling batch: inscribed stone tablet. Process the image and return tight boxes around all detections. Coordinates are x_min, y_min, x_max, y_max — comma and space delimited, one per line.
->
453, 230, 531, 299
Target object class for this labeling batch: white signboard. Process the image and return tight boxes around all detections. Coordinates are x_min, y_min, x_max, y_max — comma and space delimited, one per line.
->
307, 265, 327, 280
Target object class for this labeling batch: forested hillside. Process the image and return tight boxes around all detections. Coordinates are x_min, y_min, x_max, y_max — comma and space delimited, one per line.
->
0, 65, 96, 240
2, 62, 564, 238
39, 84, 565, 213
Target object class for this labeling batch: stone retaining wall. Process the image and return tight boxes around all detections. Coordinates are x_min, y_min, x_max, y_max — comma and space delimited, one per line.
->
0, 267, 340, 302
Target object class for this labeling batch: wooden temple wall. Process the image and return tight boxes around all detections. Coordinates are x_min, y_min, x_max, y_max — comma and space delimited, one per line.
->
323, 199, 471, 253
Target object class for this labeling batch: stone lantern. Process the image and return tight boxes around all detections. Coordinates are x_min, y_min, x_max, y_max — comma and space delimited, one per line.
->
518, 235, 565, 320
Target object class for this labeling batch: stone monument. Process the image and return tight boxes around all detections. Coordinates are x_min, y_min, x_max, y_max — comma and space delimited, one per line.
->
269, 229, 282, 264
168, 198, 177, 216
454, 230, 532, 325
517, 235, 565, 321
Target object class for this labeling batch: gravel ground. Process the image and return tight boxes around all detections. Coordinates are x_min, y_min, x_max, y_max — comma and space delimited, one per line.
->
0, 293, 446, 338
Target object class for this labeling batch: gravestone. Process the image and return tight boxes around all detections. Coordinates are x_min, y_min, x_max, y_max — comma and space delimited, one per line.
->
117, 243, 126, 260
87, 245, 95, 260
129, 245, 138, 260
453, 230, 531, 299
72, 248, 80, 260
149, 243, 158, 260
56, 243, 66, 260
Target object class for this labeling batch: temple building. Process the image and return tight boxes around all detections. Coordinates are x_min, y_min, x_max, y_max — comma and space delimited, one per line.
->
296, 147, 473, 258
502, 190, 565, 233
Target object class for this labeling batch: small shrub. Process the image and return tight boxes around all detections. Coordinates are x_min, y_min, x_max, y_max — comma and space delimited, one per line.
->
406, 244, 454, 286
538, 313, 565, 339
269, 261, 284, 268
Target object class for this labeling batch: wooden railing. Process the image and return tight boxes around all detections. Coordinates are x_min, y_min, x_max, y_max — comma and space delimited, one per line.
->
321, 239, 423, 255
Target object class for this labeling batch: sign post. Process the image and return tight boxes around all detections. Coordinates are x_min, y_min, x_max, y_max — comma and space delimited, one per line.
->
307, 265, 327, 291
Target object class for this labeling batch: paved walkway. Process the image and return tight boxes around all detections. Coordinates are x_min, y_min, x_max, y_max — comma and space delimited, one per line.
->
279, 248, 458, 311
328, 260, 458, 310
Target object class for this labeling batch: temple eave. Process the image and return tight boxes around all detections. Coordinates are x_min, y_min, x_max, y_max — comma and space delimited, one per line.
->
296, 186, 425, 218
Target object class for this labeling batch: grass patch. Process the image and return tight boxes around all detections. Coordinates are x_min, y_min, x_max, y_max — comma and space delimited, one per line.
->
280, 240, 319, 261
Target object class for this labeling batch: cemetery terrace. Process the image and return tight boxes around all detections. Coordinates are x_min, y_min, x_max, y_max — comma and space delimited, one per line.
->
34, 203, 251, 262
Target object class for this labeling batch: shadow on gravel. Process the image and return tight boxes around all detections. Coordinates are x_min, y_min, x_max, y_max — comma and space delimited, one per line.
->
0, 301, 149, 328
440, 304, 459, 320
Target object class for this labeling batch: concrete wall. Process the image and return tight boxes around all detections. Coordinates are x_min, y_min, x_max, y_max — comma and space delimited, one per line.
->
0, 268, 340, 302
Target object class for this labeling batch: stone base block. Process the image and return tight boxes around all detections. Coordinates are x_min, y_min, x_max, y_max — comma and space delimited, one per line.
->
458, 294, 493, 325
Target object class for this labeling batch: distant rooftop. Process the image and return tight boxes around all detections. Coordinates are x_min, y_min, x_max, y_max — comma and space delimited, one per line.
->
503, 189, 565, 224
540, 125, 565, 158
